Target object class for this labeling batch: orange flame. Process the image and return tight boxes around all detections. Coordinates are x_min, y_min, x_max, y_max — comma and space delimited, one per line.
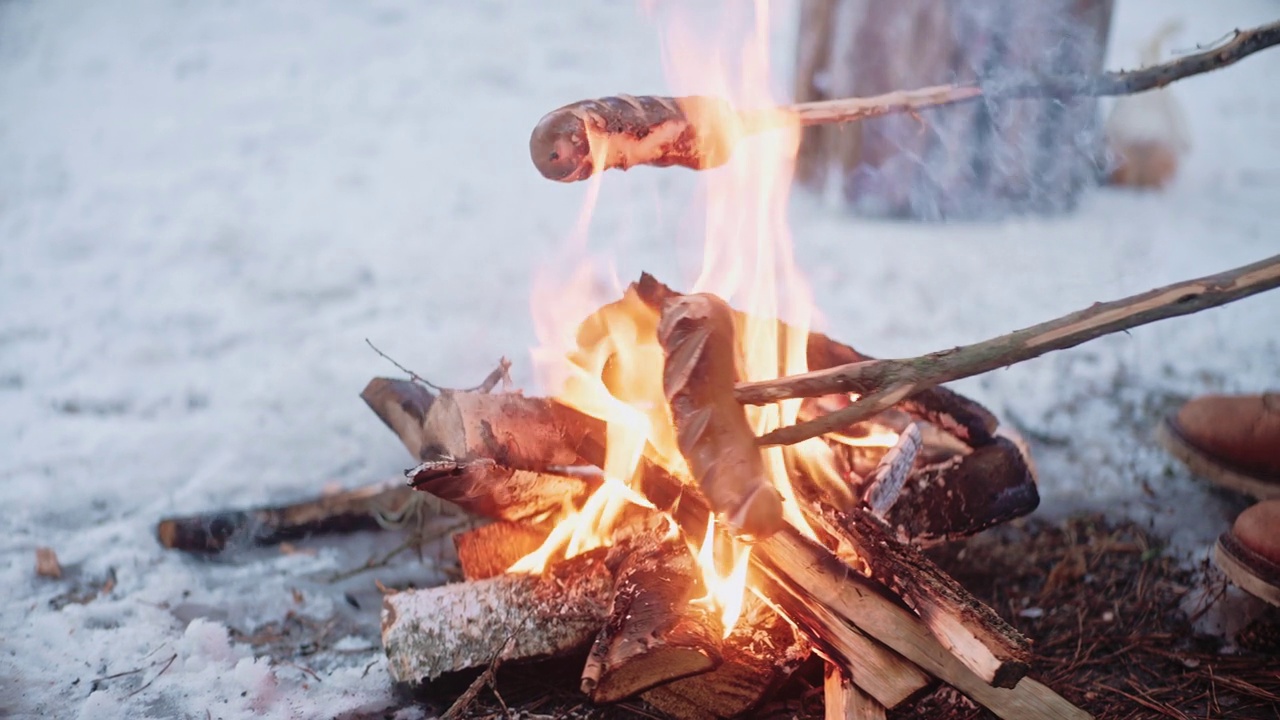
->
513, 0, 886, 635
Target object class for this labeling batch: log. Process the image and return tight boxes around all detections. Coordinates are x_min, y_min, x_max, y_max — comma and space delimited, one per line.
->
581, 535, 722, 703
812, 506, 1031, 688
633, 273, 1000, 447
362, 378, 438, 461
825, 664, 886, 720
381, 551, 612, 683
156, 479, 415, 554
642, 597, 811, 720
407, 456, 598, 525
364, 389, 1087, 718
755, 530, 1090, 720
881, 437, 1038, 546
744, 253, 1280, 446
452, 521, 550, 581
658, 292, 785, 539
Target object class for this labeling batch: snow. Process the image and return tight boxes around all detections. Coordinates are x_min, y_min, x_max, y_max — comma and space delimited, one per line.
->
2, 0, 1278, 716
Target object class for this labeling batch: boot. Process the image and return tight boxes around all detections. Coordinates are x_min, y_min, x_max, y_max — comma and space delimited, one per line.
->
1215, 500, 1280, 607
1156, 392, 1280, 500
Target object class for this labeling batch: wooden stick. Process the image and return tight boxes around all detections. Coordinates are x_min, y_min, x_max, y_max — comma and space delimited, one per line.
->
407, 456, 598, 525
811, 506, 1031, 688
633, 273, 1000, 446
156, 479, 415, 554
746, 253, 1280, 446
381, 551, 612, 683
531, 21, 1280, 182
581, 535, 722, 702
825, 664, 886, 720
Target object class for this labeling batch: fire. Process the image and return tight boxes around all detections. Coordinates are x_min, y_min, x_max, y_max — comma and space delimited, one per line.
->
514, 0, 895, 635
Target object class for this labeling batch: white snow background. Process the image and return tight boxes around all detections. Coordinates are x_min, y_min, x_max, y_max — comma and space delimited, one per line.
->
2, 0, 1278, 717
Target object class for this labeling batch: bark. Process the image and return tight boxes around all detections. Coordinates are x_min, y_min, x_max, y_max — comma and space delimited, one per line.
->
641, 597, 811, 720
156, 480, 414, 554
381, 552, 612, 683
658, 293, 785, 539
812, 506, 1031, 689
861, 422, 922, 517
581, 536, 722, 703
793, 0, 1115, 219
362, 378, 438, 461
364, 382, 1086, 718
746, 253, 1280, 446
407, 456, 598, 525
452, 521, 551, 581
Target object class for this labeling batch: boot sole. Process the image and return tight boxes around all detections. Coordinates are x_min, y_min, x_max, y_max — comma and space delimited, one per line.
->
1215, 532, 1280, 607
1155, 418, 1280, 501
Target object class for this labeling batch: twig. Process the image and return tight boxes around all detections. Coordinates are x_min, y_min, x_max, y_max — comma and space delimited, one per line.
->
366, 339, 514, 395
441, 637, 513, 720
127, 653, 177, 698
745, 253, 1280, 446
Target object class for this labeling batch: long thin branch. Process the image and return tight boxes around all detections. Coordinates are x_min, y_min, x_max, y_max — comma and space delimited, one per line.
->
744, 254, 1280, 447
780, 19, 1280, 128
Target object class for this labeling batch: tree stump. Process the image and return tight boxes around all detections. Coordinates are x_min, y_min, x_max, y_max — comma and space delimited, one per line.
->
794, 0, 1114, 219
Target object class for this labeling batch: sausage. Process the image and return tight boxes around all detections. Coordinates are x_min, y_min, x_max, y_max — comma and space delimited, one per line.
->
529, 95, 738, 182
657, 293, 785, 540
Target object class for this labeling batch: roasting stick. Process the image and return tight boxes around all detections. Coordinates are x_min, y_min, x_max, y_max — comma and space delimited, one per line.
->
744, 252, 1280, 447
530, 20, 1280, 182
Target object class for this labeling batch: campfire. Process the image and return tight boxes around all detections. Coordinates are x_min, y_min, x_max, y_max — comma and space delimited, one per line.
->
363, 8, 1061, 716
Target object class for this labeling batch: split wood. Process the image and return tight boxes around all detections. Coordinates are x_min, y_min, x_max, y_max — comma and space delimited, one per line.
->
371, 382, 1086, 719
741, 253, 1280, 446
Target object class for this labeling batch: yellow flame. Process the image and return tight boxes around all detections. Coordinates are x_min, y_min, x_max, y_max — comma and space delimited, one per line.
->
513, 0, 858, 636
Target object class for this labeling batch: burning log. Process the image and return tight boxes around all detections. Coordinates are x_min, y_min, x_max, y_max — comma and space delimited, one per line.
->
742, 253, 1280, 446
658, 292, 785, 539
633, 273, 1000, 447
530, 20, 1280, 183
452, 521, 550, 581
406, 456, 597, 525
811, 506, 1031, 689
156, 479, 415, 554
581, 535, 723, 703
825, 664, 885, 720
382, 551, 613, 683
861, 422, 922, 518
641, 596, 811, 720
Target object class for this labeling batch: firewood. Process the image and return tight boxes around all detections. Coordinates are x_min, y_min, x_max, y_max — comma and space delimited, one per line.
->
452, 522, 550, 581
632, 273, 1000, 447
658, 292, 784, 539
362, 378, 437, 461
156, 479, 415, 554
641, 596, 812, 720
812, 506, 1031, 689
530, 20, 1280, 183
880, 437, 1039, 546
407, 456, 598, 525
755, 530, 1089, 720
825, 663, 886, 720
381, 551, 613, 684
365, 391, 1088, 717
581, 535, 722, 703
743, 253, 1280, 446
861, 422, 922, 518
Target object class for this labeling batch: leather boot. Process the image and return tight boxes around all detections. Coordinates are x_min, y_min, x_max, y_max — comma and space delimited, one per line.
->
1215, 500, 1280, 607
1156, 392, 1280, 500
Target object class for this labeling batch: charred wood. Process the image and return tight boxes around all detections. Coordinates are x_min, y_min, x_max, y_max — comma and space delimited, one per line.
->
581, 535, 722, 703
641, 597, 811, 720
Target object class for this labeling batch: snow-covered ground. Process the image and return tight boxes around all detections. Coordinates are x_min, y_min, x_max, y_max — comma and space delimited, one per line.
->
3, 0, 1278, 717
